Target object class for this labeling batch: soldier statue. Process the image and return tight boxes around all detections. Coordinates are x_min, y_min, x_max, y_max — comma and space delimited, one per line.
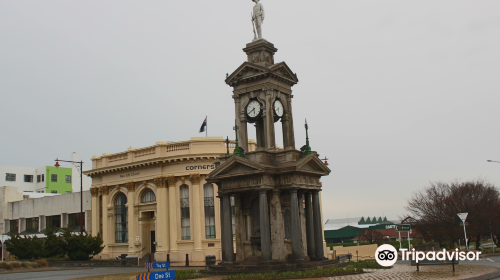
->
251, 0, 265, 41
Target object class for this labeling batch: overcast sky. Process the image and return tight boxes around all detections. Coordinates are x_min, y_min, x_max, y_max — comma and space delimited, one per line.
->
1, 0, 499, 221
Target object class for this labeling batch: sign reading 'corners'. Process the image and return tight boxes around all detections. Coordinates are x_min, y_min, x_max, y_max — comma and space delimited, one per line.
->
185, 164, 215, 171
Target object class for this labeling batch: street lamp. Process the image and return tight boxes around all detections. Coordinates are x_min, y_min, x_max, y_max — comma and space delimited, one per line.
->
55, 158, 84, 235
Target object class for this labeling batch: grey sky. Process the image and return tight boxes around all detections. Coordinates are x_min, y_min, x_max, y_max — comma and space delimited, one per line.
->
1, 0, 499, 220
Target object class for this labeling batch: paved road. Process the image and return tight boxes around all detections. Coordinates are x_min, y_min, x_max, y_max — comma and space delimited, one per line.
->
0, 266, 204, 280
463, 255, 500, 280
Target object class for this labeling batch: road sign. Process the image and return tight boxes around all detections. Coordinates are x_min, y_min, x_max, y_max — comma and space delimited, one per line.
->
395, 224, 411, 232
145, 262, 170, 269
457, 213, 468, 221
137, 270, 175, 280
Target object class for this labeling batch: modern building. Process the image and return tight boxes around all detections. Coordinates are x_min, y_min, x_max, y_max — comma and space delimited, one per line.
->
0, 186, 61, 236
1, 189, 91, 260
324, 216, 393, 243
85, 137, 256, 262
0, 153, 92, 194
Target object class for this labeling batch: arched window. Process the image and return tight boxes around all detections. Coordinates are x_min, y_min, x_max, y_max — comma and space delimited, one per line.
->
115, 193, 128, 243
180, 185, 190, 240
204, 184, 215, 239
141, 189, 156, 203
283, 208, 291, 240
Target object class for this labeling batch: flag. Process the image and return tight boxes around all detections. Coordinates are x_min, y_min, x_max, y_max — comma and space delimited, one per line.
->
199, 117, 207, 133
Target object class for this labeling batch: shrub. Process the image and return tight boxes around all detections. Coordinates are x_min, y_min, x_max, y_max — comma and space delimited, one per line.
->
43, 228, 65, 258
61, 228, 105, 261
34, 259, 49, 267
0, 262, 12, 270
10, 262, 21, 269
6, 233, 44, 260
20, 262, 29, 268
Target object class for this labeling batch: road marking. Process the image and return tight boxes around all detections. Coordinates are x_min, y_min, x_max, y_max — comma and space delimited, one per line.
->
487, 258, 495, 262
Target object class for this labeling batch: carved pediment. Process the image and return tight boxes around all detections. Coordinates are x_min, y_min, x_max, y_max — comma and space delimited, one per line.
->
226, 62, 298, 87
226, 62, 269, 85
207, 156, 265, 179
269, 62, 298, 83
296, 155, 331, 175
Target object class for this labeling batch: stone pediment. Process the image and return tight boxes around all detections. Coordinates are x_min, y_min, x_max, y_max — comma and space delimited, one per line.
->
208, 156, 265, 179
269, 62, 298, 83
226, 62, 298, 87
295, 155, 331, 175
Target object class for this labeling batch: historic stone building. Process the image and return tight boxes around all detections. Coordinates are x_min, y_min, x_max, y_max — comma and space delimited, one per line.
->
85, 137, 255, 262
206, 39, 331, 265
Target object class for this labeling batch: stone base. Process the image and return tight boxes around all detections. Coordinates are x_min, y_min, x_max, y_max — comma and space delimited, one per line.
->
204, 259, 343, 276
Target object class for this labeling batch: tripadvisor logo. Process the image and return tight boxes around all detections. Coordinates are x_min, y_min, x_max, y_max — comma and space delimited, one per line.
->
375, 244, 482, 267
375, 244, 398, 267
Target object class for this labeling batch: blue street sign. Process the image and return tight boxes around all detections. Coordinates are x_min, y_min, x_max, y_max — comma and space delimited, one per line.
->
137, 270, 175, 280
145, 262, 170, 269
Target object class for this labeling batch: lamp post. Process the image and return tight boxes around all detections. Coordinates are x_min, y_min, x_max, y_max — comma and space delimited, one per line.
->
487, 160, 500, 163
55, 158, 84, 235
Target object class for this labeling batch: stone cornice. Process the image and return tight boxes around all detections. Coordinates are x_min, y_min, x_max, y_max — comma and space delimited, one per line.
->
84, 155, 220, 176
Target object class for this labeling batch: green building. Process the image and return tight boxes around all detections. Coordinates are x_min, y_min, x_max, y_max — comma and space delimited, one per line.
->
45, 166, 73, 194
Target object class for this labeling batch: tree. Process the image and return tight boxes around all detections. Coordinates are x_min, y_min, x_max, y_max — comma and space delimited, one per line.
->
359, 229, 384, 244
406, 179, 500, 249
61, 228, 105, 261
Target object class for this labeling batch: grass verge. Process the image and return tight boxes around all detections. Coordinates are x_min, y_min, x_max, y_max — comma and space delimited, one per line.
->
225, 267, 364, 280
350, 261, 383, 269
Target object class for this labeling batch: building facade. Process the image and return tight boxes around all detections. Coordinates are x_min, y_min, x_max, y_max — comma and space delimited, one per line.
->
85, 137, 255, 262
2, 165, 75, 194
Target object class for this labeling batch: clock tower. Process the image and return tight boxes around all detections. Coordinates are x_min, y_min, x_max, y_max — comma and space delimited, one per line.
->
227, 40, 297, 152
206, 39, 331, 266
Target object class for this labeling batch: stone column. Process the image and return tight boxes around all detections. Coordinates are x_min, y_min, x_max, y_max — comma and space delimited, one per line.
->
255, 119, 265, 149
234, 194, 245, 262
234, 94, 248, 152
154, 176, 169, 261
269, 189, 284, 260
222, 195, 234, 264
38, 215, 46, 232
259, 190, 272, 262
61, 214, 68, 228
290, 190, 304, 262
263, 89, 276, 150
312, 190, 325, 260
189, 173, 203, 254
100, 185, 110, 253
90, 187, 99, 236
304, 192, 316, 259
167, 176, 178, 253
284, 95, 295, 150
219, 196, 225, 262
126, 181, 137, 254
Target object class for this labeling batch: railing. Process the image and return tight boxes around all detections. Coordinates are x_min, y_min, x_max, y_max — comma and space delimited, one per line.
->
134, 147, 156, 158
166, 143, 190, 153
109, 153, 128, 162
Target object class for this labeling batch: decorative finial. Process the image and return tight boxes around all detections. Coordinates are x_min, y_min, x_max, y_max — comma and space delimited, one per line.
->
233, 120, 246, 158
302, 119, 312, 157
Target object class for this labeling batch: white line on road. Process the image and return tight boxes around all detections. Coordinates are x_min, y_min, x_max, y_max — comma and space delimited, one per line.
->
488, 258, 495, 262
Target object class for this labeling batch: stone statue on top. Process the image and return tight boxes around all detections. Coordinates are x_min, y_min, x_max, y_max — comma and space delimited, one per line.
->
251, 0, 265, 41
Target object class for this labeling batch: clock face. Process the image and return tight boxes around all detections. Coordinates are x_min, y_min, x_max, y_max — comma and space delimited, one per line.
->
246, 100, 261, 118
274, 100, 284, 117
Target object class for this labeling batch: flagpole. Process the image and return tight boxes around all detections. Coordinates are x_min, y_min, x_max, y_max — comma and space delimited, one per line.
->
206, 116, 208, 137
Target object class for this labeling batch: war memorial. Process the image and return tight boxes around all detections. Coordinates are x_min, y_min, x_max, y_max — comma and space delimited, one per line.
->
204, 0, 334, 273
